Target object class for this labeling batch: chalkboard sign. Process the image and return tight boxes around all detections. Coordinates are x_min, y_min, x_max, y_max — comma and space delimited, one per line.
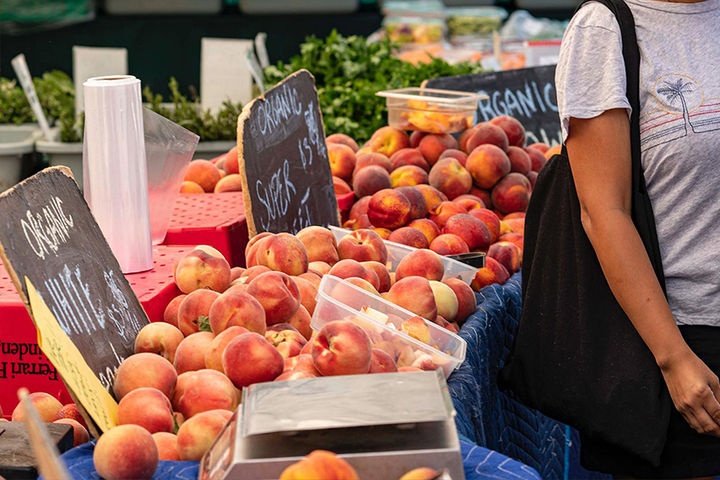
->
0, 167, 149, 393
425, 65, 561, 146
238, 69, 340, 237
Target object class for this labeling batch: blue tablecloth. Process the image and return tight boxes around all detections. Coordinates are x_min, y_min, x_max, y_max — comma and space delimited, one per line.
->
447, 273, 608, 480
49, 437, 541, 480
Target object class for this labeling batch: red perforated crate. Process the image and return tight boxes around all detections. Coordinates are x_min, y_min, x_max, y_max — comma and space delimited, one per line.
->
0, 245, 187, 418
163, 193, 248, 267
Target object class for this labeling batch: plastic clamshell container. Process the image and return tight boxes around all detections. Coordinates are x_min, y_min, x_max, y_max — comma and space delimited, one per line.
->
376, 87, 485, 134
0, 124, 39, 192
329, 226, 477, 284
445, 7, 508, 38
312, 275, 467, 377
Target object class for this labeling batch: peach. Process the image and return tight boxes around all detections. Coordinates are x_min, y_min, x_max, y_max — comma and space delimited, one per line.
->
245, 232, 273, 264
208, 285, 267, 335
528, 142, 550, 153
280, 450, 359, 480
328, 143, 357, 182
439, 148, 468, 166
152, 432, 180, 461
524, 147, 547, 173
296, 226, 339, 265
337, 229, 388, 264
174, 411, 185, 428
471, 256, 510, 290
504, 218, 525, 235
224, 146, 239, 174
388, 227, 429, 249
255, 233, 309, 276
275, 370, 317, 381
53, 418, 89, 446
454, 194, 485, 212
412, 353, 439, 371
205, 326, 249, 372
390, 165, 428, 188
506, 146, 531, 176
354, 152, 392, 175
240, 265, 272, 284
442, 214, 493, 251
346, 213, 374, 231
174, 247, 231, 294
162, 294, 186, 327
527, 170, 538, 189
390, 148, 429, 171
499, 220, 513, 236
466, 144, 512, 189
407, 219, 441, 245
458, 125, 477, 152
488, 241, 522, 274
367, 189, 412, 229
265, 328, 308, 358
369, 348, 397, 373
223, 332, 284, 388
395, 249, 445, 282
430, 234, 470, 256
230, 267, 245, 282
490, 115, 526, 147
176, 410, 229, 461
328, 259, 380, 291
334, 176, 352, 196
114, 353, 177, 401
134, 322, 184, 363
464, 123, 509, 153
308, 261, 331, 276
428, 201, 467, 229
12, 392, 62, 422
429, 281, 459, 322
491, 173, 531, 214
94, 425, 158, 480
399, 467, 440, 480
504, 212, 525, 220
545, 144, 562, 159
360, 261, 392, 293
471, 187, 493, 209
367, 126, 410, 158
180, 181, 204, 194
345, 277, 380, 295
400, 316, 432, 344
409, 130, 427, 148
327, 133, 359, 152
312, 320, 372, 376
247, 271, 301, 324
299, 271, 322, 289
444, 278, 476, 324
499, 232, 524, 252
53, 403, 87, 429
352, 165, 392, 198
214, 174, 244, 193
386, 277, 437, 320
468, 208, 502, 243
418, 133, 458, 166
293, 276, 318, 316
348, 196, 371, 220
395, 186, 428, 220
178, 289, 220, 336
184, 160, 221, 192
174, 369, 239, 418
373, 227, 392, 239
414, 184, 448, 211
117, 387, 173, 434
429, 158, 472, 200
174, 331, 215, 374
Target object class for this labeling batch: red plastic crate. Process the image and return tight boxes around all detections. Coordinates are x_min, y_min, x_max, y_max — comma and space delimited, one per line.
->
0, 245, 187, 418
163, 193, 248, 267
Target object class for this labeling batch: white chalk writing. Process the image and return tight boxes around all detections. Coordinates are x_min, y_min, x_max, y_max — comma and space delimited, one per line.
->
21, 196, 74, 259
254, 84, 303, 136
477, 81, 558, 122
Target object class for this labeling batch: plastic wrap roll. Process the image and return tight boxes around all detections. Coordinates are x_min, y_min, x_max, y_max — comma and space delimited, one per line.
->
83, 75, 152, 273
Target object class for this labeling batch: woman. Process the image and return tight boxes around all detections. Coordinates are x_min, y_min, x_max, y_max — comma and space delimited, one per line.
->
557, 0, 720, 476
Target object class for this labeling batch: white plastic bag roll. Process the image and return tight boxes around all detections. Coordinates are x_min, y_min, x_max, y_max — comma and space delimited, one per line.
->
83, 75, 153, 273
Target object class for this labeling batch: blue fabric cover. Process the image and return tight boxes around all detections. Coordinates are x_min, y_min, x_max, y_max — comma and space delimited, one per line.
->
447, 273, 608, 480
48, 438, 540, 480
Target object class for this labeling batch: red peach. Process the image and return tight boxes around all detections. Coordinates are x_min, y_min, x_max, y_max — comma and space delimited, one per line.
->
247, 271, 301, 324
471, 187, 493, 209
347, 213, 374, 231
176, 410, 229, 461
352, 165, 392, 198
178, 289, 220, 336
174, 247, 231, 294
439, 148, 468, 166
328, 143, 356, 182
230, 267, 245, 282
113, 353, 177, 401
53, 403, 87, 429
430, 234, 470, 255
390, 165, 428, 188
444, 278, 477, 324
527, 142, 549, 153
487, 241, 522, 274
162, 294, 186, 327
360, 261, 392, 293
333, 176, 352, 195
499, 232, 524, 252
337, 229, 388, 264
428, 201, 467, 229
507, 146, 531, 175
453, 194, 485, 212
490, 115, 526, 147
386, 277, 438, 320
466, 145, 512, 189
289, 353, 321, 376
293, 276, 318, 316
308, 261, 331, 276
527, 170, 538, 188
369, 348, 398, 373
299, 271, 322, 289
367, 188, 412, 230
94, 425, 158, 480
265, 328, 307, 359
395, 186, 429, 221
224, 146, 239, 174
367, 126, 410, 158
387, 227, 429, 249
205, 326, 249, 372
429, 281, 459, 321
395, 249, 445, 282
134, 322, 184, 363
275, 370, 317, 381
312, 320, 372, 376
429, 158, 472, 200
491, 173, 531, 214
545, 144, 562, 159
504, 218, 525, 235
244, 232, 273, 265
468, 208, 502, 243
407, 219, 441, 245
418, 133, 458, 166
180, 181, 204, 194
464, 123, 509, 153
345, 277, 380, 295
174, 369, 239, 419
222, 332, 284, 388
208, 287, 266, 334
327, 133, 359, 152
458, 126, 477, 152
152, 432, 180, 461
409, 131, 427, 148
255, 233, 309, 276
296, 226, 339, 265
184, 160, 221, 192
348, 196, 371, 220
471, 256, 510, 290
117, 387, 173, 434
12, 392, 62, 422
280, 450, 359, 480
372, 228, 392, 239
354, 152, 392, 175
214, 174, 244, 193
54, 418, 89, 446
390, 148, 429, 171
328, 259, 380, 291
174, 332, 215, 374
442, 214, 493, 251
240, 265, 272, 283
414, 184, 448, 211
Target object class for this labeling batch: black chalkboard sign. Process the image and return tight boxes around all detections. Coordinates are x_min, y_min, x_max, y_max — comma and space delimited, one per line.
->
0, 167, 149, 392
238, 69, 340, 237
425, 65, 561, 146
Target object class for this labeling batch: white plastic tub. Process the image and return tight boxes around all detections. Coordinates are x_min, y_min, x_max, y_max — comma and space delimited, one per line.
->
312, 275, 467, 378
0, 125, 41, 191
35, 129, 83, 187
329, 226, 478, 284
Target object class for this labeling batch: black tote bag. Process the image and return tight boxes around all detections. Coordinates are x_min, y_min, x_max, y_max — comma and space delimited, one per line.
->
499, 0, 672, 466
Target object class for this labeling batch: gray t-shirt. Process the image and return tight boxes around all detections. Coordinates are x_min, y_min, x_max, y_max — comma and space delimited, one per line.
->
556, 0, 720, 326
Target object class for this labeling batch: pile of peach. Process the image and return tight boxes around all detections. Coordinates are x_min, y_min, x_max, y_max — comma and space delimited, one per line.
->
90, 235, 477, 479
328, 115, 559, 290
179, 146, 243, 194
4, 394, 90, 447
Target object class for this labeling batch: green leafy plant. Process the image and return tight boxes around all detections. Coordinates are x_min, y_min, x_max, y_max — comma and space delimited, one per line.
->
0, 77, 34, 124
264, 31, 484, 141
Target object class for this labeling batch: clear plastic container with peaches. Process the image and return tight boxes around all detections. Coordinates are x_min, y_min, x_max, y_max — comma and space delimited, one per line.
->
376, 87, 485, 134
329, 226, 478, 284
312, 274, 467, 378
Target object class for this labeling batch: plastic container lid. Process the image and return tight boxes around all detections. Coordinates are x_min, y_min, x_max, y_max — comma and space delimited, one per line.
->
312, 275, 467, 377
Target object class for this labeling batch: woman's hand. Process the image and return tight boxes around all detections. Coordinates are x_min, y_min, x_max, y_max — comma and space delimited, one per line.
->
660, 348, 720, 437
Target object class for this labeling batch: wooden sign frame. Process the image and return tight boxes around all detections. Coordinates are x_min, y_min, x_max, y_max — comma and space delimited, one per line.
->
237, 69, 340, 237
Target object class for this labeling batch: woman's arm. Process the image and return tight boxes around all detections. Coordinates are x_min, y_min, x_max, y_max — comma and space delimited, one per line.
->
566, 109, 720, 437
